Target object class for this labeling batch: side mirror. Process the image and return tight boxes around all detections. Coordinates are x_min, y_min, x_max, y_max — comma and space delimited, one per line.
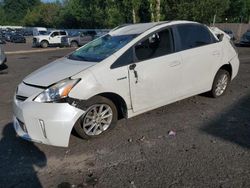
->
217, 34, 224, 41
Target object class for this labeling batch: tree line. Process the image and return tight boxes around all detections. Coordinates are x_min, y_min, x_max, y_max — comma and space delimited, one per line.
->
0, 0, 250, 28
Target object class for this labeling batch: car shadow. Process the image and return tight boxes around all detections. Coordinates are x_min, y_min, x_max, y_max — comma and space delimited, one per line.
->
0, 63, 8, 72
201, 93, 250, 149
0, 123, 47, 187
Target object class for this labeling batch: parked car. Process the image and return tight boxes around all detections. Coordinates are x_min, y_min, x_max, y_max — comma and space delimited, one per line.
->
13, 21, 239, 147
4, 33, 12, 42
223, 29, 235, 40
0, 46, 7, 66
240, 30, 250, 46
0, 35, 6, 44
10, 34, 26, 43
61, 30, 97, 47
33, 27, 47, 36
33, 30, 68, 48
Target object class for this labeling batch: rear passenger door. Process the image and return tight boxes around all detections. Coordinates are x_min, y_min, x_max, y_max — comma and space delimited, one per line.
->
176, 24, 221, 95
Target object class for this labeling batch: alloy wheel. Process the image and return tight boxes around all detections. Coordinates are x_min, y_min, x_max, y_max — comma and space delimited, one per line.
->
215, 74, 229, 96
82, 104, 113, 136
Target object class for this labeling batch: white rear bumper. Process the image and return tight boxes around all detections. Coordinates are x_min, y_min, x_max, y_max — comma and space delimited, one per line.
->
13, 98, 84, 147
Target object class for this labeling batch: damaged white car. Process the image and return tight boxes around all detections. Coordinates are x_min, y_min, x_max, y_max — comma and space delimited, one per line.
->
13, 21, 239, 147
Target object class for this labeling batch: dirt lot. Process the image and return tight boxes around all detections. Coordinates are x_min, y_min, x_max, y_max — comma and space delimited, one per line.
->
0, 47, 250, 188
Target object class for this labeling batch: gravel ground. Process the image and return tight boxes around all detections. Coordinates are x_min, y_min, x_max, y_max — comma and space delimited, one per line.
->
0, 47, 249, 188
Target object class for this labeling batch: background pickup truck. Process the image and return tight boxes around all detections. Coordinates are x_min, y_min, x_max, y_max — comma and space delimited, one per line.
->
61, 31, 97, 47
33, 30, 68, 48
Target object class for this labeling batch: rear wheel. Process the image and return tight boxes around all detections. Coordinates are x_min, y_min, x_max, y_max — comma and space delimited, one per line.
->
210, 69, 230, 98
74, 96, 118, 139
70, 41, 79, 48
41, 40, 48, 48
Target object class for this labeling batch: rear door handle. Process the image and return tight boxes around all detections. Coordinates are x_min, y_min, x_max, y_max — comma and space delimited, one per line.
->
169, 61, 181, 67
212, 51, 220, 56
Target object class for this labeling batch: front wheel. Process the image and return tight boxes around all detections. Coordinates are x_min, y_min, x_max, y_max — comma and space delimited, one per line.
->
74, 96, 118, 139
210, 69, 231, 98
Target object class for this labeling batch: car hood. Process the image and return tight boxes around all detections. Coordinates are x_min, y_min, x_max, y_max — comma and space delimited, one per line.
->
23, 57, 97, 87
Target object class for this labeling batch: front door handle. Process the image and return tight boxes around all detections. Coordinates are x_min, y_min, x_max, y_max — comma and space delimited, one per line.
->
129, 63, 136, 70
129, 64, 138, 84
169, 61, 181, 67
212, 51, 220, 56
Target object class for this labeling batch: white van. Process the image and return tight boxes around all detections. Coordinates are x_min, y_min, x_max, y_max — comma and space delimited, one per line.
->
14, 21, 239, 147
32, 27, 47, 36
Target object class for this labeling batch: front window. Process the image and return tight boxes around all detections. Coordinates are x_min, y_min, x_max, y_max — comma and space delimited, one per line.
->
68, 34, 136, 62
135, 28, 174, 61
51, 32, 59, 37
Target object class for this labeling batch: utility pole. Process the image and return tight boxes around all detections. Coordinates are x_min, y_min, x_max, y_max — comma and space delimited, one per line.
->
213, 14, 216, 26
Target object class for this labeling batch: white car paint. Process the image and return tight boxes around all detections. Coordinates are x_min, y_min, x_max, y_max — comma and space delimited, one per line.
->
13, 21, 239, 147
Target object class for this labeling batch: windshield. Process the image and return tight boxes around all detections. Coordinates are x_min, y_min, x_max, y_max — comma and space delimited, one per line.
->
68, 34, 136, 62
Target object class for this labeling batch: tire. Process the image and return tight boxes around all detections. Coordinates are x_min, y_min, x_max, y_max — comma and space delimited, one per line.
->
70, 41, 79, 48
41, 40, 48, 48
74, 96, 118, 139
210, 69, 231, 98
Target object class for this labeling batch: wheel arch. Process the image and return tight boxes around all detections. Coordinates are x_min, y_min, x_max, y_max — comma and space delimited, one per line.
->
41, 39, 49, 44
95, 92, 128, 120
71, 40, 79, 45
218, 63, 232, 78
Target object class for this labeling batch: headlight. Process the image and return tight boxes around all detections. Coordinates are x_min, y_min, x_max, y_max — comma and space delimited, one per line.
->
34, 79, 80, 103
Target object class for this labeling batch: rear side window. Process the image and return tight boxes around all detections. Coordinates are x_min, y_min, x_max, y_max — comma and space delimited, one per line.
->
135, 28, 174, 61
60, 31, 67, 35
177, 24, 214, 50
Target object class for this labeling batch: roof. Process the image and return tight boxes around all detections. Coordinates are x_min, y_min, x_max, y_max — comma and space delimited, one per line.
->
109, 21, 199, 36
109, 22, 168, 36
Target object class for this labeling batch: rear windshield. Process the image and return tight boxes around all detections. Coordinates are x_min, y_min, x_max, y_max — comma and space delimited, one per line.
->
68, 34, 136, 62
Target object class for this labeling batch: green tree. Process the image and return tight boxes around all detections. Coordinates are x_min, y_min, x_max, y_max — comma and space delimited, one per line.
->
162, 0, 230, 24
23, 2, 61, 28
3, 0, 40, 25
0, 6, 6, 25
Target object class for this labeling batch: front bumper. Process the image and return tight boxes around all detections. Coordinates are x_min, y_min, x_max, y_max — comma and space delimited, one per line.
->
13, 97, 85, 147
32, 41, 41, 47
60, 41, 70, 47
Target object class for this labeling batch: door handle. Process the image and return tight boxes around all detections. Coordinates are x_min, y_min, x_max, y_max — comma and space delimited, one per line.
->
169, 61, 181, 67
212, 51, 220, 56
129, 64, 138, 83
129, 63, 136, 70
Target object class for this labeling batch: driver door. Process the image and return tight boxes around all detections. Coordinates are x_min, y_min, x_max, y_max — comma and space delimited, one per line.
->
129, 28, 183, 113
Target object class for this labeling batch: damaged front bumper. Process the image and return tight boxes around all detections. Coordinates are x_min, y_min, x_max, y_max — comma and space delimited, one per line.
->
13, 96, 85, 147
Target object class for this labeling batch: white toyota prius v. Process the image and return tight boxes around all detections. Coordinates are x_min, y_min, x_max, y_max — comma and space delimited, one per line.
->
13, 21, 239, 147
